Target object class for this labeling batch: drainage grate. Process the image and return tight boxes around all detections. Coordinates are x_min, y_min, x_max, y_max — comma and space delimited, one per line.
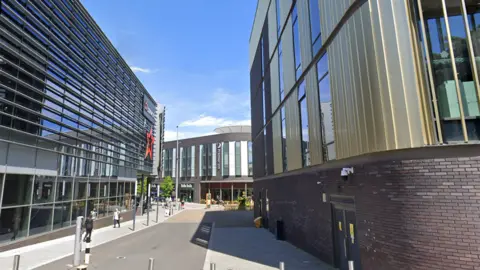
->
116, 256, 127, 259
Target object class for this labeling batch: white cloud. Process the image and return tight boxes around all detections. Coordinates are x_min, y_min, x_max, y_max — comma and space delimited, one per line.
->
164, 130, 215, 142
130, 66, 158, 74
180, 115, 251, 127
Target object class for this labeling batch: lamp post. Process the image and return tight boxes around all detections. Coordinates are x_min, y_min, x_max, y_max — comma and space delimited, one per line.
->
175, 125, 179, 202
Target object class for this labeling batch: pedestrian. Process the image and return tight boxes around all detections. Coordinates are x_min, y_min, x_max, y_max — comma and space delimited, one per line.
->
113, 208, 120, 228
83, 215, 94, 242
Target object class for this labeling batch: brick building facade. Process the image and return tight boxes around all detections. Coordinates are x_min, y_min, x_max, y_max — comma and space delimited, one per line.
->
254, 145, 480, 269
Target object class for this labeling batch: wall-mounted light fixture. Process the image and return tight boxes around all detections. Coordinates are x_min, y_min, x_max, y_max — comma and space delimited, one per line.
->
341, 167, 354, 181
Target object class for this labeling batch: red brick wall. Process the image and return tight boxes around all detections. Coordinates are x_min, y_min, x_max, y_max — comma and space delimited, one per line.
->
254, 156, 480, 270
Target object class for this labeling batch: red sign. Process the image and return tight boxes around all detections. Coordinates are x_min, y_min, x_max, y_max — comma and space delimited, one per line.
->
145, 128, 155, 160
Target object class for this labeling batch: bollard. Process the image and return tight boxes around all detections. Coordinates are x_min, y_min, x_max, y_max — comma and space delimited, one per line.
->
84, 238, 91, 264
210, 262, 216, 270
156, 199, 159, 223
12, 255, 20, 270
148, 258, 154, 270
279, 261, 285, 270
73, 216, 83, 266
348, 260, 354, 270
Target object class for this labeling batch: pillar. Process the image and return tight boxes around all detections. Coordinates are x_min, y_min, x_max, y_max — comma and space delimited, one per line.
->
231, 183, 233, 203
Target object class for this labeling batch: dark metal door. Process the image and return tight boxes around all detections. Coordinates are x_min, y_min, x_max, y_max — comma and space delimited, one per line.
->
333, 208, 348, 270
345, 210, 361, 270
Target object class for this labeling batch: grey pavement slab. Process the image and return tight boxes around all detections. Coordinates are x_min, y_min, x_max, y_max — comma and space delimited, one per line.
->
203, 227, 335, 270
36, 222, 212, 270
0, 207, 183, 270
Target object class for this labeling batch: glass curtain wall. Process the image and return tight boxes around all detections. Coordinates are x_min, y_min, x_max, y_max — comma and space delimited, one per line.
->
0, 173, 133, 243
417, 0, 480, 142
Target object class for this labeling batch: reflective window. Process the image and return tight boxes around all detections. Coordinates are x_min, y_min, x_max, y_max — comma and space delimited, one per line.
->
317, 53, 335, 160
276, 0, 282, 37
278, 41, 285, 101
222, 142, 229, 176
235, 141, 241, 176
309, 0, 322, 55
247, 141, 253, 176
32, 176, 55, 204
298, 82, 310, 167
0, 206, 30, 242
281, 107, 287, 171
420, 2, 480, 141
2, 174, 34, 207
29, 204, 53, 236
292, 5, 302, 79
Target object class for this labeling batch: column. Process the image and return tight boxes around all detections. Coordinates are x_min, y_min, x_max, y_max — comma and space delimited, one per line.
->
231, 183, 233, 203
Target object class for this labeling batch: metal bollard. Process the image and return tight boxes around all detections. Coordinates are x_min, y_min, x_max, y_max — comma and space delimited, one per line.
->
12, 255, 20, 270
210, 262, 216, 270
73, 216, 83, 266
148, 258, 154, 270
279, 261, 285, 270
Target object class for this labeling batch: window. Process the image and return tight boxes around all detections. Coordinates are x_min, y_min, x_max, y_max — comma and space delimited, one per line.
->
292, 5, 302, 80
276, 0, 282, 37
281, 107, 287, 171
179, 147, 184, 177
248, 141, 253, 176
191, 146, 195, 177
298, 81, 310, 167
222, 142, 229, 176
235, 141, 241, 176
317, 53, 335, 160
262, 81, 267, 125
199, 145, 204, 177
309, 0, 321, 55
278, 41, 285, 101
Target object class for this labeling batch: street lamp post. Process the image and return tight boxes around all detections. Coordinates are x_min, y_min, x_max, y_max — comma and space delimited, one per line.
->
175, 126, 179, 203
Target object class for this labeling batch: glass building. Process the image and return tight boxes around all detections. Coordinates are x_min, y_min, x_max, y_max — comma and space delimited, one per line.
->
0, 0, 156, 244
250, 0, 480, 269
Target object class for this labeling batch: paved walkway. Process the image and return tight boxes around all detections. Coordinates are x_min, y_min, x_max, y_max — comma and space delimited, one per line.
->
203, 226, 335, 270
0, 206, 184, 270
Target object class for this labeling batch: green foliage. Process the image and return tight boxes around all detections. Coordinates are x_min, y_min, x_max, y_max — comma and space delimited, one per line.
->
237, 191, 247, 210
136, 177, 148, 195
160, 176, 174, 198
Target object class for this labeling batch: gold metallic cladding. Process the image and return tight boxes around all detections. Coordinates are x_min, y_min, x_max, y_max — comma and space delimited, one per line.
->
441, 0, 468, 143
460, 0, 480, 120
408, 0, 434, 146
416, 0, 443, 144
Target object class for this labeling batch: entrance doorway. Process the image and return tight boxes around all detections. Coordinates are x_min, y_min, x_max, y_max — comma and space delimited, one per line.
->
331, 196, 361, 270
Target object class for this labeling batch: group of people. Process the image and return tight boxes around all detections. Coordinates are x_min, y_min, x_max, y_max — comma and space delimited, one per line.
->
82, 208, 121, 242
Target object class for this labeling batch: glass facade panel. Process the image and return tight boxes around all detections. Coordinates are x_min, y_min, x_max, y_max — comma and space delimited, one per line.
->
309, 0, 321, 55
281, 107, 287, 171
248, 141, 253, 176
235, 141, 241, 176
52, 202, 71, 229
299, 82, 310, 167
29, 204, 53, 236
2, 174, 34, 207
0, 206, 30, 243
317, 54, 335, 160
33, 176, 55, 204
223, 142, 229, 176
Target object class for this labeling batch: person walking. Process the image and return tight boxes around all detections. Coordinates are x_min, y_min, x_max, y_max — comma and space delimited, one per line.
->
113, 209, 120, 228
83, 215, 94, 242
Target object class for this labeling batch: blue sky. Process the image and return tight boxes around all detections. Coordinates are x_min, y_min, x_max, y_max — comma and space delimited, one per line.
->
82, 0, 257, 141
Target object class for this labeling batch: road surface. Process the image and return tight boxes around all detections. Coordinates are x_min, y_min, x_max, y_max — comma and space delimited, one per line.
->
36, 210, 213, 270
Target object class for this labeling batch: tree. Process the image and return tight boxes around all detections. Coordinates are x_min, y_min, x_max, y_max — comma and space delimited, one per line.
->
136, 177, 148, 196
160, 176, 174, 198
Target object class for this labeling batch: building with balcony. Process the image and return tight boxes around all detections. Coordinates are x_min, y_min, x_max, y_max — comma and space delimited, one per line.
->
0, 0, 156, 249
250, 0, 480, 269
161, 125, 253, 203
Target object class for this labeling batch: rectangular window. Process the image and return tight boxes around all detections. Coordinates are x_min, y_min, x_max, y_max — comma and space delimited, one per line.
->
281, 107, 287, 171
199, 145, 204, 177
278, 41, 284, 101
223, 142, 229, 176
292, 5, 302, 80
309, 0, 321, 56
235, 141, 241, 176
262, 81, 266, 125
276, 0, 282, 37
317, 53, 335, 161
298, 81, 310, 167
247, 141, 253, 176
211, 143, 216, 177
191, 146, 195, 177
207, 144, 212, 176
